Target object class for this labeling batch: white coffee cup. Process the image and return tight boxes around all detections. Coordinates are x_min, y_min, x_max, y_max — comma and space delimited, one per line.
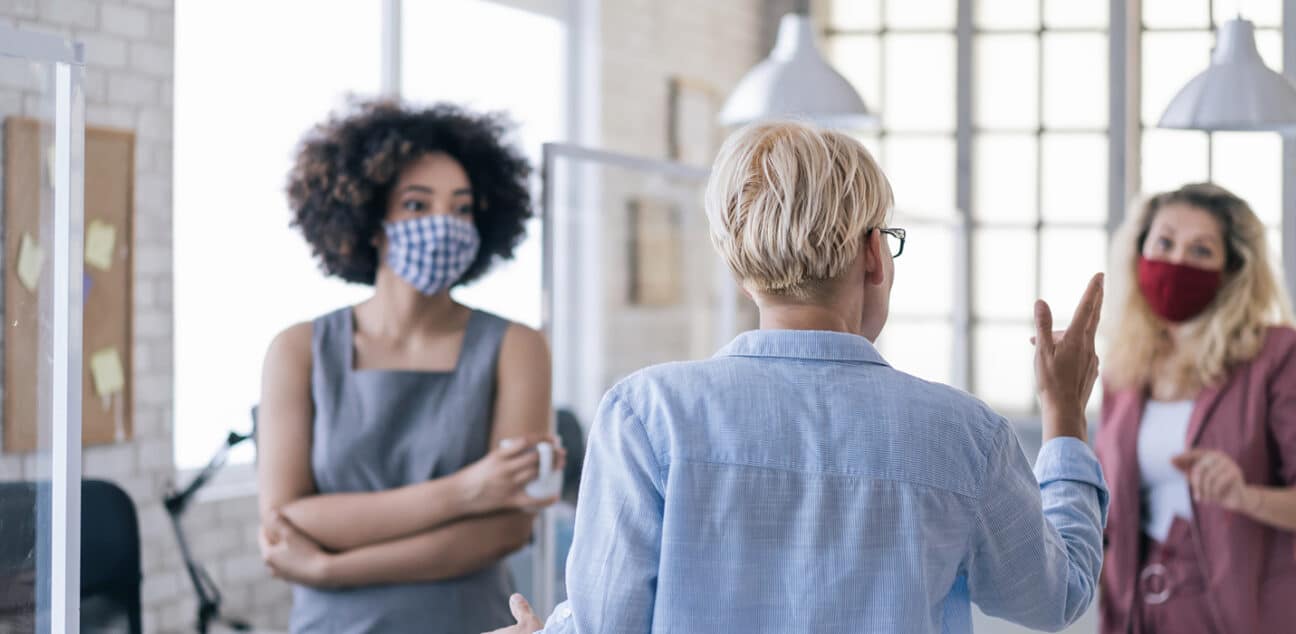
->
526, 441, 563, 499
499, 438, 563, 500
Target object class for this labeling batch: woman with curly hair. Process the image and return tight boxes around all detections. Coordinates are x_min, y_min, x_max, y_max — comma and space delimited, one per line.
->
254, 100, 558, 633
1096, 183, 1296, 633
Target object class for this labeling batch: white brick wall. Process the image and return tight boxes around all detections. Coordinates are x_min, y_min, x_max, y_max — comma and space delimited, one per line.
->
101, 5, 150, 39
38, 0, 98, 30
79, 32, 129, 68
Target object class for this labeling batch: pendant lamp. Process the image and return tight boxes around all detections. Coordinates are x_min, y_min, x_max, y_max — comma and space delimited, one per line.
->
1157, 18, 1296, 133
718, 13, 877, 129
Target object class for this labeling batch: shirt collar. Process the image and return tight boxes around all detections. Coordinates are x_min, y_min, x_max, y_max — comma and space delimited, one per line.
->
715, 329, 891, 367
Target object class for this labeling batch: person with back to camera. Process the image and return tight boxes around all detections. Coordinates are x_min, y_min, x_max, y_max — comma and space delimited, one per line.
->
256, 100, 562, 634
1096, 183, 1296, 633
490, 119, 1109, 633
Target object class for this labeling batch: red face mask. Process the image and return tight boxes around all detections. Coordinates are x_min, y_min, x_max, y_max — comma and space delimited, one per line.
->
1136, 256, 1223, 323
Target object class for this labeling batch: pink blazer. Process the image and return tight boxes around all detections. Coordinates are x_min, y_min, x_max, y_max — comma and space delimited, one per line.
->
1095, 326, 1296, 634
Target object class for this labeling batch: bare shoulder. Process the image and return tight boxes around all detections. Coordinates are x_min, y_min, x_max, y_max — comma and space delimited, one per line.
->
264, 320, 314, 371
499, 322, 551, 367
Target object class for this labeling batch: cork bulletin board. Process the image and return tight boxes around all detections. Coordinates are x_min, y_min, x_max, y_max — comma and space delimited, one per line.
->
3, 117, 134, 453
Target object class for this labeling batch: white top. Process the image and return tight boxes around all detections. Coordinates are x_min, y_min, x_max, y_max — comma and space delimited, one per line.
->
1137, 400, 1195, 542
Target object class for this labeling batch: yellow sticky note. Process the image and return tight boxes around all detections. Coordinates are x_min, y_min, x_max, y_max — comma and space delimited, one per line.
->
90, 347, 125, 398
85, 220, 116, 271
16, 233, 43, 291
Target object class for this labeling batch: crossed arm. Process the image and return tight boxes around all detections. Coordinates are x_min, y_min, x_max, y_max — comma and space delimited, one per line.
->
255, 320, 553, 587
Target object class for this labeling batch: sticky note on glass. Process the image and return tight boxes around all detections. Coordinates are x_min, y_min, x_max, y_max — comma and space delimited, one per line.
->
90, 347, 125, 398
17, 233, 43, 291
85, 220, 116, 271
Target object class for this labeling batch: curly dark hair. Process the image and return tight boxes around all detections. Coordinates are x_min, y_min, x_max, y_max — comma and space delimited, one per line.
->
286, 99, 533, 286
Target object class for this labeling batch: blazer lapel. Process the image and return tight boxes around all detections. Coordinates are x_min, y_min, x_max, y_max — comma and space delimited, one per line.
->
1187, 382, 1227, 448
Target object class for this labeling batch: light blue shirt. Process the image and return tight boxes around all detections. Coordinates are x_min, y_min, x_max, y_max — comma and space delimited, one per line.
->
542, 329, 1108, 633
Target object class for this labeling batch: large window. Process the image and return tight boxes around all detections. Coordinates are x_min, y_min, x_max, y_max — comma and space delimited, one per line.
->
401, 0, 567, 328
825, 1, 962, 389
174, 0, 567, 469
1141, 0, 1286, 259
174, 1, 380, 469
822, 0, 1289, 420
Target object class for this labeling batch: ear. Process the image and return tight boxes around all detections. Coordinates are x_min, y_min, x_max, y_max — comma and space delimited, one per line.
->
863, 230, 886, 286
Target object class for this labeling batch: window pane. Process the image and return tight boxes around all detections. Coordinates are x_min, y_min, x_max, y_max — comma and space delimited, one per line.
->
1043, 0, 1108, 28
1257, 28, 1283, 71
885, 0, 956, 30
1040, 228, 1107, 318
975, 133, 1038, 223
1211, 132, 1282, 225
403, 0, 565, 328
975, 35, 1039, 131
1144, 0, 1210, 28
828, 35, 881, 110
175, 0, 381, 468
877, 322, 953, 385
1040, 133, 1106, 223
884, 34, 956, 132
857, 133, 882, 157
1142, 31, 1213, 125
974, 324, 1036, 414
828, 0, 882, 30
974, 228, 1037, 319
404, 0, 564, 163
889, 223, 955, 317
1142, 129, 1209, 194
1214, 0, 1282, 28
883, 135, 956, 216
976, 0, 1040, 30
1042, 33, 1107, 129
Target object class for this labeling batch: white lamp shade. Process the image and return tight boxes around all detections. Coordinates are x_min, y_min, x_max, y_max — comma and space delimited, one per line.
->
1157, 19, 1296, 133
719, 13, 877, 129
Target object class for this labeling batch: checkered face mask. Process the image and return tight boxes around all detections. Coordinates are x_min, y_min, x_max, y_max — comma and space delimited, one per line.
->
383, 215, 481, 296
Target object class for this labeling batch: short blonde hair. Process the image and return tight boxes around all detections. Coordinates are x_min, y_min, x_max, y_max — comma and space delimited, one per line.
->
704, 120, 893, 299
1105, 183, 1294, 392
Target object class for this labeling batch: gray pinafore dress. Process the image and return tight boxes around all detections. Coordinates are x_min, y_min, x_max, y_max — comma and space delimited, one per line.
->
289, 307, 514, 633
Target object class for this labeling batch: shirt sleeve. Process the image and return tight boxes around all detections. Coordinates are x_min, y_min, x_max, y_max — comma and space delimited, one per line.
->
541, 390, 664, 633
965, 427, 1109, 632
1268, 336, 1296, 486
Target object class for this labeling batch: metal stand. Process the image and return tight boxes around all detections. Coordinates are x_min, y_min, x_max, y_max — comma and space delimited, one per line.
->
162, 430, 253, 634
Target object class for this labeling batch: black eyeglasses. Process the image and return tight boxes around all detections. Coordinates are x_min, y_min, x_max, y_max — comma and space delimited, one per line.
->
871, 227, 906, 258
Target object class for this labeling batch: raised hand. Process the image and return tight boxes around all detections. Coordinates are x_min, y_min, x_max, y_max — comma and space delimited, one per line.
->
1033, 273, 1104, 443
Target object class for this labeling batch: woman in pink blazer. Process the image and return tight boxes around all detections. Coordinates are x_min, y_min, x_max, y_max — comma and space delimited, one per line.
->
1096, 183, 1296, 633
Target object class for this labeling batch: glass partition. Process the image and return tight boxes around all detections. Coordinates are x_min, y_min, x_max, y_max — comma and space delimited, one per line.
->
0, 25, 86, 634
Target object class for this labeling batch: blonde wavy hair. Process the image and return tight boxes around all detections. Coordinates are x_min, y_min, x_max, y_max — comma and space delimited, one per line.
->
1105, 183, 1294, 393
704, 120, 893, 300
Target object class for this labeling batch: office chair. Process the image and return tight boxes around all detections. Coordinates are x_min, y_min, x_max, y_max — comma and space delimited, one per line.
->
0, 479, 143, 633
